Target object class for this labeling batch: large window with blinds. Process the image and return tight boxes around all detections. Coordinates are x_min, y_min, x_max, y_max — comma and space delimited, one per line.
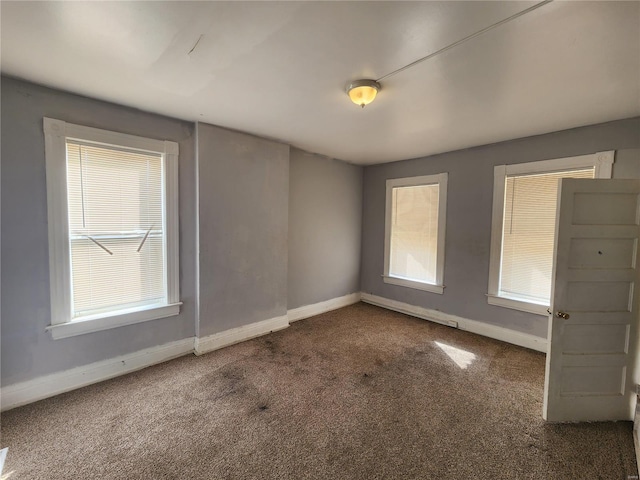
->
487, 152, 614, 315
67, 143, 165, 317
383, 173, 448, 294
44, 118, 180, 339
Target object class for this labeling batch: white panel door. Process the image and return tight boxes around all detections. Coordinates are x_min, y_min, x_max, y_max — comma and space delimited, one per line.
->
543, 178, 640, 422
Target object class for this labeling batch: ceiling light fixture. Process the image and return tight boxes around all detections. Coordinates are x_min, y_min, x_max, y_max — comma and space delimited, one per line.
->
346, 79, 381, 108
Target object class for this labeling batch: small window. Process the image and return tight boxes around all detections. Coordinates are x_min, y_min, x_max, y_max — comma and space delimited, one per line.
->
383, 173, 448, 294
487, 152, 614, 315
44, 118, 180, 339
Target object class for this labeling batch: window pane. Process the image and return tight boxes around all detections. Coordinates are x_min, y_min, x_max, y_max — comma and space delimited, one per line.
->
67, 143, 163, 233
66, 142, 165, 317
70, 236, 164, 314
389, 184, 439, 284
500, 168, 594, 303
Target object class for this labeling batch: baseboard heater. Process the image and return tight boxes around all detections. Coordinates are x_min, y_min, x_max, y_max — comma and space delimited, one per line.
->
361, 297, 458, 329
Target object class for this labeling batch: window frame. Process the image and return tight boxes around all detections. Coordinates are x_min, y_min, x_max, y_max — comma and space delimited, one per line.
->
487, 151, 614, 315
43, 117, 181, 339
383, 173, 448, 294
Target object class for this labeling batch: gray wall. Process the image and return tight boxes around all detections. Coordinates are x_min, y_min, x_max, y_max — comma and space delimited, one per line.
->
0, 77, 361, 387
197, 123, 289, 337
361, 117, 640, 338
3, 73, 637, 388
288, 148, 363, 309
614, 149, 640, 179
1, 77, 197, 386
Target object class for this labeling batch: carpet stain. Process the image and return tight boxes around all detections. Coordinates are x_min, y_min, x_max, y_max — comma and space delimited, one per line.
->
1, 303, 636, 480
205, 364, 251, 401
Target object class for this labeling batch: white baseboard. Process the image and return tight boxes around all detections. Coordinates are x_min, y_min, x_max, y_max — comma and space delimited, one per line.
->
1, 295, 365, 411
0, 337, 195, 412
194, 314, 289, 355
287, 292, 361, 323
361, 293, 547, 353
3, 293, 542, 412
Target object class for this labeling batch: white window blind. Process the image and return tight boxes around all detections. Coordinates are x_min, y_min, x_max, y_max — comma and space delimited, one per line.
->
499, 167, 594, 304
66, 141, 166, 318
389, 184, 440, 284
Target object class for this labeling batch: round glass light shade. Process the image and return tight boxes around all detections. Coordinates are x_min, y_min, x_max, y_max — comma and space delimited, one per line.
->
347, 80, 381, 108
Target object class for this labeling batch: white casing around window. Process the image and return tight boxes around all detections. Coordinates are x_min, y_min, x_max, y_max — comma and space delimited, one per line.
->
486, 151, 614, 315
43, 118, 180, 338
383, 172, 448, 294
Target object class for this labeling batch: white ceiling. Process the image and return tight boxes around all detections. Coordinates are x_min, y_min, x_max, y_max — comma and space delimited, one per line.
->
1, 1, 639, 165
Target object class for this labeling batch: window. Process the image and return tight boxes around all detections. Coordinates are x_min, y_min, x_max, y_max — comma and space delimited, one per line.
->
487, 151, 614, 315
44, 118, 180, 339
383, 173, 448, 294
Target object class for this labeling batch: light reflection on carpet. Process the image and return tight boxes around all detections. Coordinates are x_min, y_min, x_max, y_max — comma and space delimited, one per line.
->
435, 341, 476, 369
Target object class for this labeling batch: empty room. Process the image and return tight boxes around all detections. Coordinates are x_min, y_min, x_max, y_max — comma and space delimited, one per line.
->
1, 1, 640, 478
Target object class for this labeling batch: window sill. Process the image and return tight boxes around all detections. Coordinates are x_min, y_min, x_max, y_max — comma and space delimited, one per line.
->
383, 275, 444, 294
486, 294, 548, 316
46, 303, 182, 340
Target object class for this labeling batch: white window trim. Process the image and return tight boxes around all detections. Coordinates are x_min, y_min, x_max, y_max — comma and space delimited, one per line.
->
43, 118, 181, 339
487, 151, 614, 315
383, 173, 448, 294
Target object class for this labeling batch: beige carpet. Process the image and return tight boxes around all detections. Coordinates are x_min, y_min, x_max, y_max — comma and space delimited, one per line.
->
1, 303, 637, 479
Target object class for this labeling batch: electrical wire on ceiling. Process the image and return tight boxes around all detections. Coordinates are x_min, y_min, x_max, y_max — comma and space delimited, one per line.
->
375, 0, 554, 83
